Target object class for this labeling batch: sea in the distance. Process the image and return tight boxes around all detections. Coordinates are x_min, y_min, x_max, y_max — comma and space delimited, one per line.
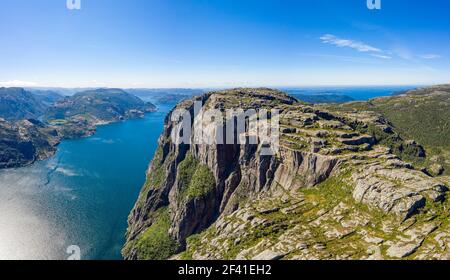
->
0, 87, 416, 260
283, 85, 417, 101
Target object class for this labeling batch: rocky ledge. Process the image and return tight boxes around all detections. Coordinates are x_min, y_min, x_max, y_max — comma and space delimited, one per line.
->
123, 88, 449, 260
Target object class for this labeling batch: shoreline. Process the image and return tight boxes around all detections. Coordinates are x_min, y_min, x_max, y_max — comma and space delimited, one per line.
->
0, 111, 159, 171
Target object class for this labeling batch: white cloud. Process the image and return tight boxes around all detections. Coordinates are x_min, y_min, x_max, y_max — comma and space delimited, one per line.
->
392, 46, 414, 60
0, 80, 37, 87
420, 54, 441, 59
320, 34, 382, 53
371, 54, 392, 59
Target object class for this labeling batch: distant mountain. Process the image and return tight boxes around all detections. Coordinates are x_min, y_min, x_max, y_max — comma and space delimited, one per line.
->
0, 87, 47, 121
126, 88, 205, 104
45, 88, 157, 123
291, 93, 354, 104
25, 87, 96, 96
152, 93, 191, 104
29, 90, 64, 106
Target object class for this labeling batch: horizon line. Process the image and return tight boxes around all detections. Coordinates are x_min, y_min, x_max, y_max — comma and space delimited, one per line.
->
0, 83, 440, 90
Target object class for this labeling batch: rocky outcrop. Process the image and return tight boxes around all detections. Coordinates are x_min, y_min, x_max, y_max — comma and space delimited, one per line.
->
0, 118, 60, 169
351, 160, 447, 220
123, 88, 449, 260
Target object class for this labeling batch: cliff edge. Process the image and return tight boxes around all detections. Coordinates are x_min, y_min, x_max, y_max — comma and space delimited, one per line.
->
123, 88, 450, 260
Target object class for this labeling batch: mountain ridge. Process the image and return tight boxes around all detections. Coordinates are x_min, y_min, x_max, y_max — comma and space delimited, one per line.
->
0, 87, 47, 121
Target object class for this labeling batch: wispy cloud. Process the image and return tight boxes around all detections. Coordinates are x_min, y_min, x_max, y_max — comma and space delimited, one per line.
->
299, 53, 385, 64
371, 54, 392, 59
391, 46, 414, 61
320, 34, 382, 53
319, 34, 440, 63
0, 80, 37, 87
420, 54, 441, 59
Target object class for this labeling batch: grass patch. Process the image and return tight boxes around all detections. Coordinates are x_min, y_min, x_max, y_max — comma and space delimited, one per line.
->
353, 122, 425, 164
335, 90, 450, 175
177, 153, 216, 201
186, 165, 216, 199
129, 207, 179, 260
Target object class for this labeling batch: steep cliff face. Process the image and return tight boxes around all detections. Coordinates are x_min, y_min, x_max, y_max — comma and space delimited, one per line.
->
123, 88, 450, 260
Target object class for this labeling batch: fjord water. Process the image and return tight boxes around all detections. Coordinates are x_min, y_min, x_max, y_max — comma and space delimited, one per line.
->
0, 103, 173, 260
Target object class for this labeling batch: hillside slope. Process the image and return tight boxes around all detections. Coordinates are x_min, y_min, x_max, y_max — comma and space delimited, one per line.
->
0, 87, 47, 121
0, 118, 59, 169
45, 88, 156, 122
41, 88, 157, 139
329, 85, 450, 176
123, 88, 450, 260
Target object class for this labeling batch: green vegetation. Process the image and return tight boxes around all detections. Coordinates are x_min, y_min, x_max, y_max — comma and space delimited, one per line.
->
372, 95, 450, 175
180, 171, 416, 260
180, 227, 217, 260
354, 123, 425, 164
126, 207, 179, 260
177, 153, 216, 201
177, 153, 198, 188
335, 88, 450, 175
135, 147, 167, 209
148, 147, 166, 188
186, 165, 216, 198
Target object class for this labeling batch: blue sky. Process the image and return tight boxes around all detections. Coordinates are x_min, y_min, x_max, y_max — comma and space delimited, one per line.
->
0, 0, 449, 88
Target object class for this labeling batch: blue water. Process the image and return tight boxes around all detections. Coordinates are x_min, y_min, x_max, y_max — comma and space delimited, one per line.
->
0, 103, 174, 260
282, 86, 417, 101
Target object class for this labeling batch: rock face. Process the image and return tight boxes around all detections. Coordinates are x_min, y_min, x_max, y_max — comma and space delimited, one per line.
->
123, 88, 450, 260
351, 161, 447, 220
